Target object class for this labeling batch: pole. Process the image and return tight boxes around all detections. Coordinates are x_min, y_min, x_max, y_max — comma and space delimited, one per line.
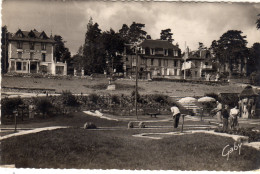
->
135, 50, 138, 119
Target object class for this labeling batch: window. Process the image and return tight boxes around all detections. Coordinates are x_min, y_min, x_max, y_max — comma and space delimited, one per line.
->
141, 58, 146, 64
18, 52, 22, 59
22, 62, 27, 71
174, 50, 178, 57
41, 43, 46, 50
30, 53, 34, 59
17, 41, 23, 49
141, 48, 145, 54
150, 48, 155, 55
17, 33, 22, 37
159, 59, 161, 66
174, 69, 177, 75
164, 49, 168, 56
174, 60, 178, 67
165, 60, 168, 67
30, 42, 34, 50
151, 59, 154, 66
126, 56, 128, 61
205, 62, 208, 66
16, 62, 22, 71
42, 53, 46, 62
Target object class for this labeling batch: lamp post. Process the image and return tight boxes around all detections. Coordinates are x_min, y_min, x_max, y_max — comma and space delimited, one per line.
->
125, 43, 141, 119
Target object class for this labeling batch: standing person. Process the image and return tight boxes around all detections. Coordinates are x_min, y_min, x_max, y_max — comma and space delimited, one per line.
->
216, 101, 222, 124
222, 105, 230, 132
171, 105, 181, 128
230, 106, 239, 130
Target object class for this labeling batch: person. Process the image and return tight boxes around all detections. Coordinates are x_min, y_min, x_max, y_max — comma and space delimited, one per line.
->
216, 101, 222, 124
171, 105, 181, 128
222, 105, 230, 132
230, 106, 239, 130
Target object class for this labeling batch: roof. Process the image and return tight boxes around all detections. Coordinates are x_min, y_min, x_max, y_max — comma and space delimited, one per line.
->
139, 39, 180, 50
183, 49, 212, 61
239, 86, 259, 98
9, 29, 55, 43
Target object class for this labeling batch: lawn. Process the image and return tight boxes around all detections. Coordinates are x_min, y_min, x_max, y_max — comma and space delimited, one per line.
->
1, 76, 245, 97
1, 128, 260, 171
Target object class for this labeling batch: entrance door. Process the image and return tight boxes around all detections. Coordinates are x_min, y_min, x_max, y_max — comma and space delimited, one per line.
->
30, 63, 37, 73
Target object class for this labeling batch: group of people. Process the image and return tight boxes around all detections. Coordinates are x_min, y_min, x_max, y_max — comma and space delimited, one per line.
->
216, 101, 240, 132
170, 102, 240, 132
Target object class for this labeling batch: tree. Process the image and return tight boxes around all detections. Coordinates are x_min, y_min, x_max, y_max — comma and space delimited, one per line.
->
82, 18, 105, 74
210, 30, 248, 75
128, 22, 147, 43
160, 28, 173, 43
119, 24, 130, 43
256, 14, 260, 30
54, 35, 71, 63
1, 26, 8, 73
248, 43, 260, 74
102, 29, 125, 73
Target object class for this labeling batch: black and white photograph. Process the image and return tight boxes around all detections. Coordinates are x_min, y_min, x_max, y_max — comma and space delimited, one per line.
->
0, 0, 260, 172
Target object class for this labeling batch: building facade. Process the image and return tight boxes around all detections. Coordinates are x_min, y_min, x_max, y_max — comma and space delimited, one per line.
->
124, 39, 182, 79
182, 48, 215, 80
7, 29, 67, 75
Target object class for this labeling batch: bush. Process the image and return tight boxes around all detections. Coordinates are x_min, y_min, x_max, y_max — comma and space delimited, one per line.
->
34, 98, 53, 117
250, 71, 260, 86
60, 90, 79, 106
88, 93, 99, 104
2, 97, 23, 116
111, 95, 120, 104
84, 122, 97, 129
128, 121, 134, 128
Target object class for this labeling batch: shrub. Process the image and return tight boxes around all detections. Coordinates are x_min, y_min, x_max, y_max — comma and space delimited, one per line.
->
128, 121, 134, 128
250, 71, 260, 86
88, 93, 99, 104
60, 90, 79, 106
111, 95, 120, 104
84, 122, 97, 129
34, 98, 53, 117
138, 122, 145, 128
2, 97, 23, 116
131, 90, 142, 103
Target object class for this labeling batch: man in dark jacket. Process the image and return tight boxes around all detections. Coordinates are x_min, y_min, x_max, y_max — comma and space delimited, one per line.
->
222, 104, 229, 132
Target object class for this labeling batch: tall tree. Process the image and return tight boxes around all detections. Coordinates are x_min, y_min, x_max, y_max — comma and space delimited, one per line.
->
256, 14, 260, 30
128, 22, 147, 43
82, 18, 105, 74
102, 29, 125, 73
119, 24, 130, 43
1, 26, 8, 73
211, 30, 248, 75
54, 35, 71, 63
248, 43, 260, 74
160, 28, 173, 43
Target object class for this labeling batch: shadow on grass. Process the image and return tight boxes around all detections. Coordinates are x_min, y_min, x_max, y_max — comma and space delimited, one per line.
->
1, 128, 260, 171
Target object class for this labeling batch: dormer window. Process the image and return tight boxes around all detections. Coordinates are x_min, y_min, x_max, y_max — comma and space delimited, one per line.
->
17, 33, 22, 37
41, 43, 46, 50
174, 50, 178, 57
164, 49, 168, 56
30, 42, 34, 50
17, 41, 23, 49
140, 47, 145, 54
150, 48, 155, 55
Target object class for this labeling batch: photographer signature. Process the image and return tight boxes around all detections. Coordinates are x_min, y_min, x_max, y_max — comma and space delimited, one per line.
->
222, 142, 242, 160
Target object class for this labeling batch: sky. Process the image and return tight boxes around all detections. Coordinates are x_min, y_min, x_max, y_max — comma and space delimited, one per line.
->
2, 0, 260, 55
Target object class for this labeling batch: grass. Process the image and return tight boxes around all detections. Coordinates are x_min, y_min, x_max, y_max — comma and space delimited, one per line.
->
1, 128, 260, 170
2, 76, 245, 97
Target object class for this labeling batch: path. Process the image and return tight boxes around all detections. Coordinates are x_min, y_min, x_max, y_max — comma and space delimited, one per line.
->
0, 126, 68, 141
